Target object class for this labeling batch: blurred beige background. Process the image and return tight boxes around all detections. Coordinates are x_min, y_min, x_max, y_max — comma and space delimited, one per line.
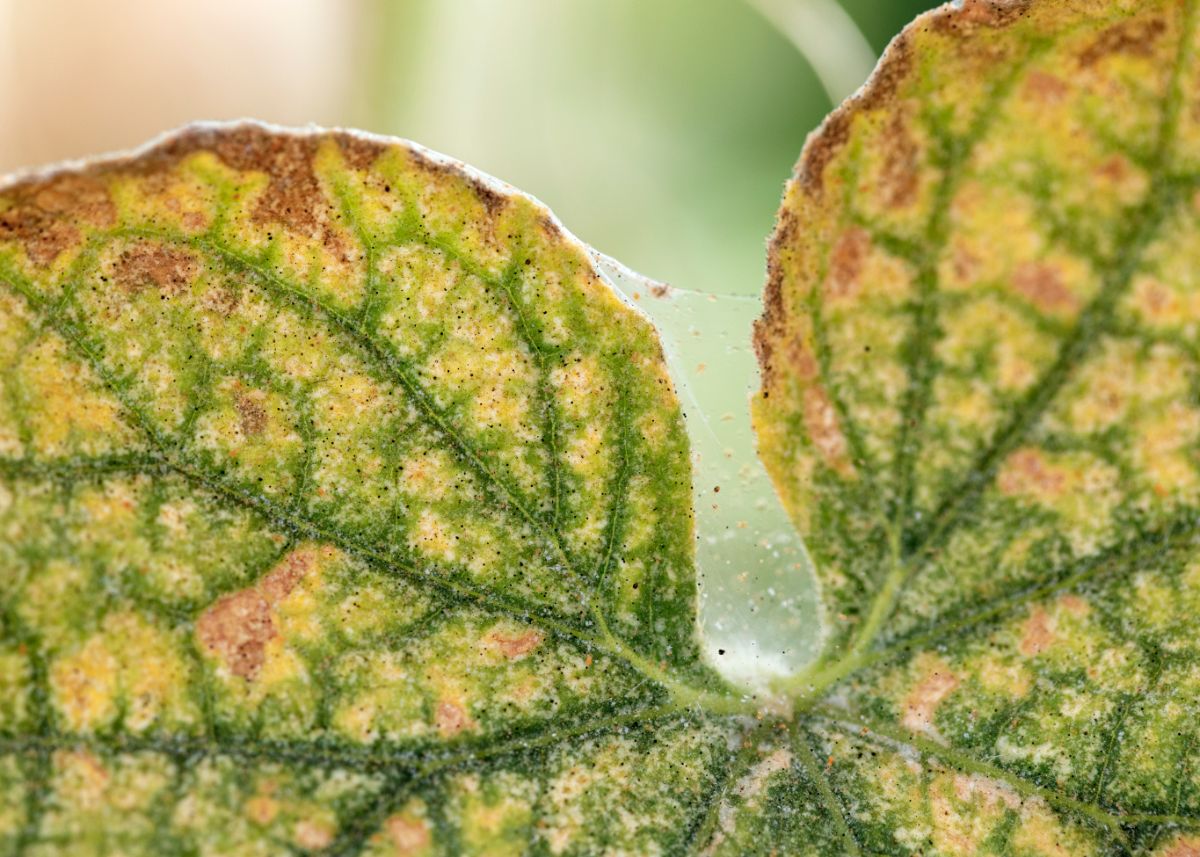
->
0, 0, 936, 296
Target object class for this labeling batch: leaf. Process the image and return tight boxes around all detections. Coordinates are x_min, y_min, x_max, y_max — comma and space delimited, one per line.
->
0, 123, 763, 855
751, 0, 1200, 853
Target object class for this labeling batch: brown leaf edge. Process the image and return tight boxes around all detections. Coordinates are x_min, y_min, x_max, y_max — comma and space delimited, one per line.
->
0, 118, 670, 311
754, 0, 1034, 388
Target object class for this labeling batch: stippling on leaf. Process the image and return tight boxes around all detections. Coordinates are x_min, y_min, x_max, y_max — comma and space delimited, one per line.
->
7, 1, 1200, 854
753, 0, 1200, 854
0, 122, 758, 855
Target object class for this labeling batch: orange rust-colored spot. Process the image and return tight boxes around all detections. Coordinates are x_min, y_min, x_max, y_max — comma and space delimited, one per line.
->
235, 393, 268, 438
1079, 16, 1166, 67
113, 242, 200, 295
902, 656, 960, 735
435, 699, 474, 737
997, 448, 1065, 499
385, 814, 432, 855
1011, 261, 1077, 314
1019, 607, 1056, 657
195, 548, 314, 680
825, 227, 869, 300
486, 629, 544, 659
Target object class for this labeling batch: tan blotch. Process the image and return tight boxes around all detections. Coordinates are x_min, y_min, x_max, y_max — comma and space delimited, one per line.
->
195, 548, 315, 680
385, 813, 433, 855
902, 654, 960, 736
1078, 16, 1166, 67
0, 174, 115, 266
997, 448, 1065, 500
246, 780, 280, 825
235, 391, 268, 438
881, 113, 920, 208
789, 342, 855, 478
1023, 70, 1069, 102
1019, 607, 1056, 657
294, 820, 335, 850
485, 629, 544, 660
824, 228, 869, 300
1161, 835, 1200, 857
55, 750, 111, 805
435, 699, 475, 737
1011, 261, 1077, 314
112, 242, 200, 295
1059, 594, 1088, 616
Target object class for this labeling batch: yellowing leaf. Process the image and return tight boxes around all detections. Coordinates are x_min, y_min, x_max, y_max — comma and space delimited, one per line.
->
0, 123, 758, 855
753, 0, 1200, 854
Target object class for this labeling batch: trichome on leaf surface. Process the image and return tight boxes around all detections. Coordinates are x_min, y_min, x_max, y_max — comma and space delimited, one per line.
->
1, 0, 1199, 854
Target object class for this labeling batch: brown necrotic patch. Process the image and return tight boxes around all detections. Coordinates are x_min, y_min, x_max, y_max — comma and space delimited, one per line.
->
235, 391, 268, 438
1023, 70, 1070, 103
155, 127, 329, 234
997, 448, 1066, 500
881, 114, 920, 209
334, 133, 388, 172
798, 34, 915, 196
1011, 261, 1078, 314
0, 208, 80, 267
755, 205, 799, 388
1078, 15, 1167, 67
485, 628, 544, 659
112, 242, 200, 295
1160, 835, 1200, 857
1019, 606, 1055, 657
195, 548, 314, 680
902, 654, 960, 736
435, 699, 475, 738
788, 341, 855, 479
408, 148, 511, 219
0, 175, 116, 267
32, 175, 117, 228
945, 0, 1033, 30
825, 228, 870, 300
384, 813, 433, 855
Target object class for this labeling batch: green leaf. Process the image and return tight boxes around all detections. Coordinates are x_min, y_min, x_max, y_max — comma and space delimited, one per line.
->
753, 0, 1200, 853
0, 123, 759, 855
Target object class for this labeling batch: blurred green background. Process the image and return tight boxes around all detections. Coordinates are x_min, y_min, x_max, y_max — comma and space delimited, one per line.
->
0, 0, 937, 296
